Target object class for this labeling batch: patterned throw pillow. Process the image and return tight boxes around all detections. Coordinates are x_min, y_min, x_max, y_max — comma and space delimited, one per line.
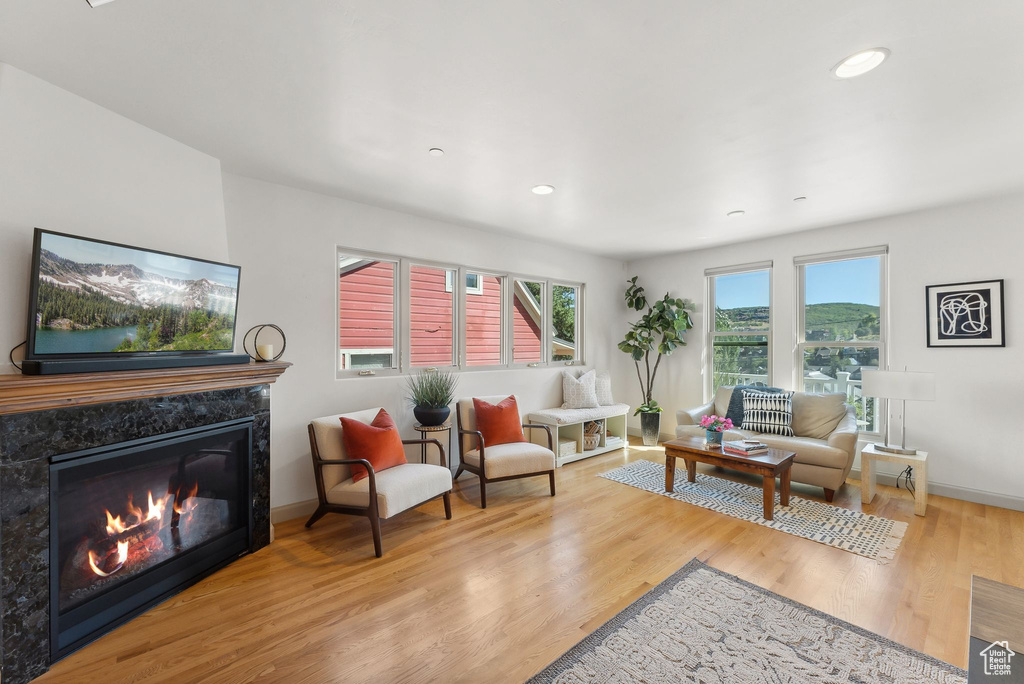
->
562, 369, 600, 409
725, 385, 785, 427
741, 389, 795, 436
595, 371, 615, 406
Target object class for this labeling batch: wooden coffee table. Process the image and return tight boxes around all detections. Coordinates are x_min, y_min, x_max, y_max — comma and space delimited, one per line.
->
663, 436, 797, 521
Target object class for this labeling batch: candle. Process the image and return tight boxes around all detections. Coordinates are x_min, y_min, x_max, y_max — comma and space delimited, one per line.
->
255, 343, 274, 361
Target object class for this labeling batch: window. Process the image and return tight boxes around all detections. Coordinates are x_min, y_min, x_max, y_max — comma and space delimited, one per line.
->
338, 254, 398, 373
513, 280, 543, 364
409, 264, 456, 367
706, 264, 771, 395
337, 246, 583, 375
796, 247, 887, 434
551, 284, 580, 362
463, 273, 505, 367
445, 271, 484, 295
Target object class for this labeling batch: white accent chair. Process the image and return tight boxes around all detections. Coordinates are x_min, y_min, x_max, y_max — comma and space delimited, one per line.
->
306, 408, 453, 557
455, 395, 557, 508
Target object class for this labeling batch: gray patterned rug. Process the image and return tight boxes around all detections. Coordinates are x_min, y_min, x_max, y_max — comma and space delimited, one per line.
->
528, 559, 966, 683
601, 459, 907, 563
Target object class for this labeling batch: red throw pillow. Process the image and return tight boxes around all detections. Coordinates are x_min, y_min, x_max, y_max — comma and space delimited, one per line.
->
339, 409, 407, 483
473, 396, 526, 447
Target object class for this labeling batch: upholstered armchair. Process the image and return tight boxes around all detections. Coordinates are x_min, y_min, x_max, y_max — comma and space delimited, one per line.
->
455, 395, 556, 508
306, 408, 453, 557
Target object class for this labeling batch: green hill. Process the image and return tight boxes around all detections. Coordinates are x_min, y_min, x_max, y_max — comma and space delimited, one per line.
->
805, 303, 879, 340
718, 303, 879, 340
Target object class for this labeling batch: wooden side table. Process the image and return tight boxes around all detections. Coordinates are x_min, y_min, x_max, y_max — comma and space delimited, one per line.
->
413, 422, 452, 466
860, 443, 929, 516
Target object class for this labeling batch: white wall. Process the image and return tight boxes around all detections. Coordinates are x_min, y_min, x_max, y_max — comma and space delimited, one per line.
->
3, 62, 1018, 510
222, 173, 626, 508
0, 62, 228, 363
618, 193, 1024, 503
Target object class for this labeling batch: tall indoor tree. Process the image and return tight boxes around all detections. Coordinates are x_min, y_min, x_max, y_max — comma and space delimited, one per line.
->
618, 276, 695, 445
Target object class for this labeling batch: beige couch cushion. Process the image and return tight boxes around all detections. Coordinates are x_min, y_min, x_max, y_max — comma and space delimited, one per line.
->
791, 393, 848, 440
755, 434, 849, 470
466, 442, 555, 479
713, 386, 733, 418
326, 463, 452, 518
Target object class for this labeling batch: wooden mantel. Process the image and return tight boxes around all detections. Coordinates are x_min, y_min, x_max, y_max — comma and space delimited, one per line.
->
0, 361, 291, 415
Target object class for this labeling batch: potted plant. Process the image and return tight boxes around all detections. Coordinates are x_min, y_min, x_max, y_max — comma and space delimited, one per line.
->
618, 276, 695, 446
406, 370, 458, 427
699, 415, 733, 447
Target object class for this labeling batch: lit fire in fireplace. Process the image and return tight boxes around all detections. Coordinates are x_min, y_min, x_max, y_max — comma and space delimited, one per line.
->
86, 483, 198, 578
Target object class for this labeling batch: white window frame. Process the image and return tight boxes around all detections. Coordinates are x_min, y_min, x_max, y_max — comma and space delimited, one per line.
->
404, 259, 458, 371
459, 268, 509, 370
336, 248, 401, 378
336, 245, 586, 377
445, 270, 484, 295
549, 281, 584, 367
794, 246, 888, 437
510, 277, 548, 368
704, 261, 773, 401
339, 349, 395, 369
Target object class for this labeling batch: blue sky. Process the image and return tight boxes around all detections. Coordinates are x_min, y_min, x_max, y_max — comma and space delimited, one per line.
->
715, 257, 880, 309
41, 233, 239, 288
804, 257, 879, 306
715, 270, 769, 309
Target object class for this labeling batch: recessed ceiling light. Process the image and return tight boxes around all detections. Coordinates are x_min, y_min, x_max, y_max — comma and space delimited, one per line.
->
726, 210, 745, 217
428, 148, 444, 157
793, 196, 807, 202
831, 48, 890, 79
532, 185, 555, 195
85, 0, 117, 6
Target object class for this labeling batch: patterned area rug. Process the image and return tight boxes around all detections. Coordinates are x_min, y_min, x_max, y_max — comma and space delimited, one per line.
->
601, 459, 907, 563
528, 559, 966, 683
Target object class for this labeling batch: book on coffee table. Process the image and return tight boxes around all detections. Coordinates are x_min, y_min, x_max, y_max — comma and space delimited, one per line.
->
724, 447, 769, 456
723, 440, 769, 456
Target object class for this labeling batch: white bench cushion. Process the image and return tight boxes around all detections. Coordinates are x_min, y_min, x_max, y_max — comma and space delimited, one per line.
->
528, 403, 630, 426
326, 463, 452, 518
465, 442, 555, 479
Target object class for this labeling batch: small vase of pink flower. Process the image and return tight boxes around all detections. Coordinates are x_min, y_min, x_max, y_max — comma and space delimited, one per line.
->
699, 414, 733, 447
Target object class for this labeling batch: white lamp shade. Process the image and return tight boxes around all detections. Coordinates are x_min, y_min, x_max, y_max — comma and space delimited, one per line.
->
861, 370, 936, 401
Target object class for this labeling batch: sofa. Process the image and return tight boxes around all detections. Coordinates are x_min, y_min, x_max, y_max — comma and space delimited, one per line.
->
676, 386, 859, 502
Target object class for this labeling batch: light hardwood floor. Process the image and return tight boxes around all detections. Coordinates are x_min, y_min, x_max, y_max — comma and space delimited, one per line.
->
40, 439, 1024, 683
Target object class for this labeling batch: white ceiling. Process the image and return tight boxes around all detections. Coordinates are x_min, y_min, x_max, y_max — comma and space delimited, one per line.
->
2, 1, 1024, 259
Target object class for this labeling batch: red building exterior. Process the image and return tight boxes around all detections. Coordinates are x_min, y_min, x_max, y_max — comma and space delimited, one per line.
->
339, 262, 543, 368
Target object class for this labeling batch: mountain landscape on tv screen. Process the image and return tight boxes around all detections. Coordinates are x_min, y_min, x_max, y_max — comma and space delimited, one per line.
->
34, 248, 238, 354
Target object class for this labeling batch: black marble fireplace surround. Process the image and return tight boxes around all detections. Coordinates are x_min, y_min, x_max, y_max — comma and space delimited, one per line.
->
0, 385, 271, 684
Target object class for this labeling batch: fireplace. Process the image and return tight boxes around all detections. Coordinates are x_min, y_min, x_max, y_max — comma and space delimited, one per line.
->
48, 418, 254, 659
0, 362, 289, 684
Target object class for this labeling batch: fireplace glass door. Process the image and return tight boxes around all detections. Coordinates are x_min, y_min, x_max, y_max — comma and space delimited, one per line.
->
50, 419, 252, 659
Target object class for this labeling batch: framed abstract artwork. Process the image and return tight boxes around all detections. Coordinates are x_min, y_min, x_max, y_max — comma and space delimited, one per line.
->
926, 279, 1005, 347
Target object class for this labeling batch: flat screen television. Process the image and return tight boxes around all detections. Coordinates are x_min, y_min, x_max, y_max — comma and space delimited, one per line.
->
26, 229, 242, 363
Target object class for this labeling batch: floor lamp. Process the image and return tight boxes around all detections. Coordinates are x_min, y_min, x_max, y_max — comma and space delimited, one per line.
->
861, 369, 936, 455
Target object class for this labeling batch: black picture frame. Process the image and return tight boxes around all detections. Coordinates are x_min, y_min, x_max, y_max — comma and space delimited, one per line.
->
925, 279, 1005, 348
25, 228, 242, 360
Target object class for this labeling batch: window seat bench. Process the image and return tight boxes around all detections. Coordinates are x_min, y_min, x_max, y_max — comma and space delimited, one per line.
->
527, 404, 630, 467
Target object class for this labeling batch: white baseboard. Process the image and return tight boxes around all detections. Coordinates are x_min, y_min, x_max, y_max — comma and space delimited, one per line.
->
270, 498, 319, 524
849, 468, 1024, 512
